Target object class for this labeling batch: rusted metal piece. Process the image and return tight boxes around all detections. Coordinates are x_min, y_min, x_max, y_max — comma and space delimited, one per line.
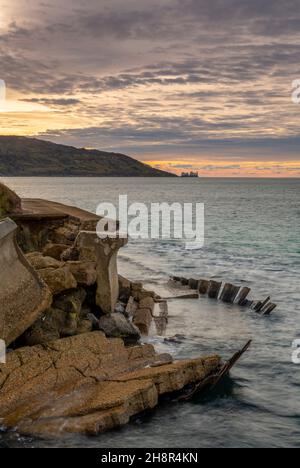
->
177, 340, 252, 401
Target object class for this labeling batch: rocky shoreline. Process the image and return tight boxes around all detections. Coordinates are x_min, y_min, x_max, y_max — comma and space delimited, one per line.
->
0, 182, 242, 437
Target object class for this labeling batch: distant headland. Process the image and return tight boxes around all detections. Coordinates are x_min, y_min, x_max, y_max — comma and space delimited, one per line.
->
0, 136, 176, 177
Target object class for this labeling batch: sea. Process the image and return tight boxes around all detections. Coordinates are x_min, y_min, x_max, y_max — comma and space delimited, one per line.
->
0, 177, 299, 448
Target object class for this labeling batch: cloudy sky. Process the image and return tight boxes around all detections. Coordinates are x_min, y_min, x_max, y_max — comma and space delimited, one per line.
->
0, 0, 300, 176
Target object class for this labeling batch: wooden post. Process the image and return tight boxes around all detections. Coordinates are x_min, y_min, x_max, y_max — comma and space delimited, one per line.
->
180, 277, 189, 286
262, 303, 277, 315
220, 283, 241, 303
255, 297, 270, 312
242, 299, 253, 307
252, 301, 262, 311
198, 279, 210, 295
208, 280, 222, 299
236, 287, 251, 305
188, 278, 199, 290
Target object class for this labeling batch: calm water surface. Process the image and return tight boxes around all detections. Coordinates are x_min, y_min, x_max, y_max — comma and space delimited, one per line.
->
1, 177, 299, 448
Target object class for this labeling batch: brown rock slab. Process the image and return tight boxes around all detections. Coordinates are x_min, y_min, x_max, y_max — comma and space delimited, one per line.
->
26, 252, 63, 270
0, 332, 221, 437
39, 266, 77, 295
50, 226, 77, 245
43, 243, 70, 260
67, 261, 97, 286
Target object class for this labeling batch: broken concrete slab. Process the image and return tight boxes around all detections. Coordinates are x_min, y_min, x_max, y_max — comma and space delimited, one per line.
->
76, 231, 127, 314
0, 218, 52, 345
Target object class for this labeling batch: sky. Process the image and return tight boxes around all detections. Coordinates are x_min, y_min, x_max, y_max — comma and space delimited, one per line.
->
0, 0, 300, 177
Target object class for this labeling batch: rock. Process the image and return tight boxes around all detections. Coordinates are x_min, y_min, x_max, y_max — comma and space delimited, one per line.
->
139, 296, 155, 314
133, 308, 153, 335
172, 276, 181, 282
53, 288, 86, 315
0, 332, 221, 437
125, 296, 138, 317
61, 312, 78, 337
61, 246, 80, 261
26, 252, 63, 270
118, 275, 131, 301
99, 313, 141, 344
22, 308, 66, 345
164, 334, 186, 344
133, 288, 156, 302
43, 243, 70, 261
0, 183, 22, 216
0, 218, 52, 346
115, 301, 126, 314
50, 226, 77, 245
39, 266, 77, 295
23, 289, 89, 345
77, 319, 93, 335
67, 261, 97, 286
87, 313, 100, 329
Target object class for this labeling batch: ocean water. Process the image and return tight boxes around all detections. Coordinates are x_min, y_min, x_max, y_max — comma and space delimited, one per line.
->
1, 177, 300, 448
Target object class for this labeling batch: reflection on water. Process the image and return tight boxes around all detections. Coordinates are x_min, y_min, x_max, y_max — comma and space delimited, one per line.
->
1, 177, 299, 448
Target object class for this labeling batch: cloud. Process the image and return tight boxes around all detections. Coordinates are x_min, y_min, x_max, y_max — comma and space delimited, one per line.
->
0, 0, 300, 174
22, 97, 81, 106
172, 164, 194, 169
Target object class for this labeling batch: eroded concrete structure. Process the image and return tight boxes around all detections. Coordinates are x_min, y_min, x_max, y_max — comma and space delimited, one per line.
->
0, 218, 52, 345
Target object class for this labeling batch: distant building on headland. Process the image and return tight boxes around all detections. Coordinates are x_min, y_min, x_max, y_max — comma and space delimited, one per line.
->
181, 171, 199, 178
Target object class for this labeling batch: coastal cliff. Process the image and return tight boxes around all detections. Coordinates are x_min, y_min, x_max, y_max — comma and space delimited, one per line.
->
0, 136, 176, 177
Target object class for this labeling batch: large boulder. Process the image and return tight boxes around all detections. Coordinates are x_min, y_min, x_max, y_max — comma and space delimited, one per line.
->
0, 332, 221, 437
23, 289, 89, 346
0, 183, 22, 217
67, 261, 97, 286
99, 313, 141, 344
39, 266, 77, 294
26, 252, 63, 270
43, 243, 70, 261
